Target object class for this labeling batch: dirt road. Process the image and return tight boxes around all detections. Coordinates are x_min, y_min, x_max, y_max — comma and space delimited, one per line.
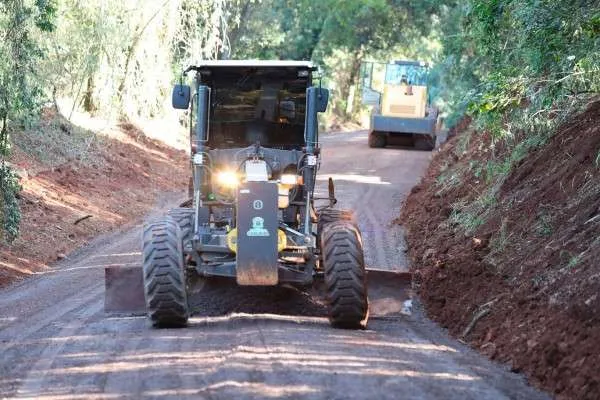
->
0, 131, 548, 399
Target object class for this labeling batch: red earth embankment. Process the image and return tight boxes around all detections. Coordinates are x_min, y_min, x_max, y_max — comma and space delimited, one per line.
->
401, 100, 600, 399
0, 118, 188, 287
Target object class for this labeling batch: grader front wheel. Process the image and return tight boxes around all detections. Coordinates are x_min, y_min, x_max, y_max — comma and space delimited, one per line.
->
321, 221, 369, 329
142, 217, 189, 328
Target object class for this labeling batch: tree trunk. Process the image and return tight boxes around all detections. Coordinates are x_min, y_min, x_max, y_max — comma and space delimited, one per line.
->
222, 2, 253, 59
338, 48, 364, 121
117, 1, 170, 105
82, 75, 96, 113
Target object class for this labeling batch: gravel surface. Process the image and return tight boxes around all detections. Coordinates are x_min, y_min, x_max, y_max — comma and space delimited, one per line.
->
0, 131, 549, 399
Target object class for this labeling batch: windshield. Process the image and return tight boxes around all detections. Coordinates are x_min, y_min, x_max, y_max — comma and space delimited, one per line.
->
202, 67, 310, 150
385, 64, 428, 86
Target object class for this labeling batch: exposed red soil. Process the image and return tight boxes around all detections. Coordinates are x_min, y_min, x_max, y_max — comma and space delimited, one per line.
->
0, 119, 188, 287
400, 100, 600, 399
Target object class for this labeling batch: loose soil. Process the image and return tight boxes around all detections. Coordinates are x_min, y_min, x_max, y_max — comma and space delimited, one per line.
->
400, 100, 600, 400
0, 130, 549, 400
0, 115, 188, 287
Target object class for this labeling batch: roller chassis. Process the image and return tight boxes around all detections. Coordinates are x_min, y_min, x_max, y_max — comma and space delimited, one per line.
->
368, 110, 438, 150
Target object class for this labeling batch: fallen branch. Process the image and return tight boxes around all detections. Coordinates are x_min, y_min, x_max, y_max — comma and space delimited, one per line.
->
461, 294, 507, 339
462, 308, 491, 339
74, 215, 93, 225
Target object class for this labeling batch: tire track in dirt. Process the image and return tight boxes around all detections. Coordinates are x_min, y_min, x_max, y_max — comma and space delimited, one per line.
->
361, 187, 390, 270
0, 284, 103, 351
16, 300, 104, 398
352, 185, 389, 269
99, 324, 149, 397
194, 324, 273, 398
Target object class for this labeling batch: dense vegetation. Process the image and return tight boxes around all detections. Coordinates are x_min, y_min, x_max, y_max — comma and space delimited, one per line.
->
0, 0, 56, 242
0, 0, 598, 241
434, 0, 599, 235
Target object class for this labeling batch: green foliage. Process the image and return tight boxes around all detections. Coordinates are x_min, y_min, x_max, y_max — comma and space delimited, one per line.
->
435, 166, 464, 196
1, 0, 596, 244
449, 185, 499, 234
0, 165, 21, 243
0, 0, 56, 242
225, 0, 442, 120
436, 0, 600, 132
429, 0, 598, 239
534, 212, 553, 237
0, 1, 56, 127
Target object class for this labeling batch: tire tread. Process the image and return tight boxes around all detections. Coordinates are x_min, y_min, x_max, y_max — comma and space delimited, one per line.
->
142, 217, 189, 328
321, 221, 368, 329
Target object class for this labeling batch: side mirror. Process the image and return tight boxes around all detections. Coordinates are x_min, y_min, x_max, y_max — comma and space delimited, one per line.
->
172, 84, 191, 110
316, 88, 329, 113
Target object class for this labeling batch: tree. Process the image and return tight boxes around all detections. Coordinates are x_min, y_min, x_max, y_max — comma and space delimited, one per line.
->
0, 0, 56, 242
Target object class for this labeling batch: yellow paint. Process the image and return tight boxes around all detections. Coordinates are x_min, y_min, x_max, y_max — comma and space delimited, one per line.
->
381, 84, 427, 118
226, 228, 287, 253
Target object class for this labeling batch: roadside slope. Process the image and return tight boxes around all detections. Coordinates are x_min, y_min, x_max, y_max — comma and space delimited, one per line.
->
400, 100, 600, 399
0, 114, 188, 287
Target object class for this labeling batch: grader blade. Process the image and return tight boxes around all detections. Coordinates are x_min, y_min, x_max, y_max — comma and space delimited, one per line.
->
104, 266, 146, 314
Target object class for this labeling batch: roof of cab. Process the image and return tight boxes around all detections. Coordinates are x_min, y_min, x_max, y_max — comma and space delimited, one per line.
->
194, 60, 315, 69
393, 60, 428, 67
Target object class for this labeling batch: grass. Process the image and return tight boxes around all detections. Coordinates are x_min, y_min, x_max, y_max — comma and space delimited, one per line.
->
567, 254, 582, 269
449, 187, 499, 234
454, 128, 473, 157
12, 111, 101, 167
490, 218, 510, 253
534, 211, 553, 237
435, 165, 465, 196
484, 217, 517, 269
438, 96, 591, 244
469, 160, 484, 179
446, 114, 555, 235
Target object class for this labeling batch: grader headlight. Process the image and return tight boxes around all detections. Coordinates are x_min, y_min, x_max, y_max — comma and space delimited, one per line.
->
215, 170, 240, 188
278, 174, 302, 208
280, 174, 302, 186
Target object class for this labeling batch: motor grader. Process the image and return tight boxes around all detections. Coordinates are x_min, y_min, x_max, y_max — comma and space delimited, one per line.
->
105, 61, 368, 328
105, 61, 411, 328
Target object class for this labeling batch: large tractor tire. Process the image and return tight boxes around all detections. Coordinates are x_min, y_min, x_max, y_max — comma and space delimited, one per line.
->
414, 134, 436, 151
167, 207, 194, 251
142, 217, 189, 328
321, 221, 369, 329
318, 207, 355, 235
368, 132, 387, 148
